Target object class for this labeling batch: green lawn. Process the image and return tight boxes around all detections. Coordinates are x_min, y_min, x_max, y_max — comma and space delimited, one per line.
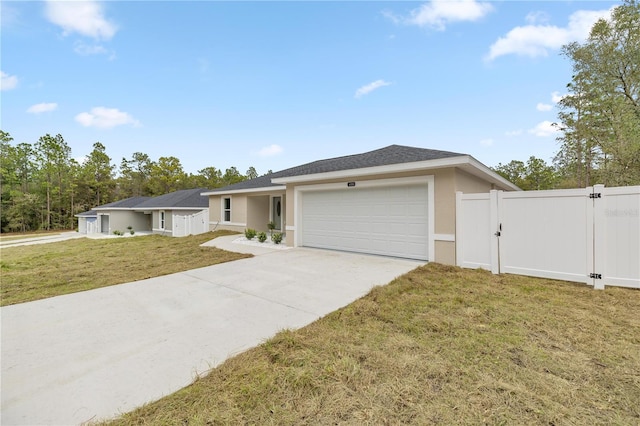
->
0, 231, 250, 306
105, 263, 640, 425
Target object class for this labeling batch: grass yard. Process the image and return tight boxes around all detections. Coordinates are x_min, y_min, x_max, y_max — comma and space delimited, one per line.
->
105, 263, 640, 426
0, 231, 250, 306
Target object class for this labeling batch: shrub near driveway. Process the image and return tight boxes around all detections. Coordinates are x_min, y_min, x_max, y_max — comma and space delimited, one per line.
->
107, 264, 640, 425
0, 231, 250, 306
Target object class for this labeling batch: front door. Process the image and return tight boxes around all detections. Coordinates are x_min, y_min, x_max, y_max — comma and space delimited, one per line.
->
272, 196, 282, 231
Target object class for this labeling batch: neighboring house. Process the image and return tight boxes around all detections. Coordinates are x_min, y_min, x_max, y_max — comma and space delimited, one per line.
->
88, 188, 210, 237
202, 144, 519, 264
133, 188, 210, 236
92, 196, 152, 235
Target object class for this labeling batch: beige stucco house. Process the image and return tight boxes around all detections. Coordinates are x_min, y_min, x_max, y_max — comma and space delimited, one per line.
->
202, 145, 519, 264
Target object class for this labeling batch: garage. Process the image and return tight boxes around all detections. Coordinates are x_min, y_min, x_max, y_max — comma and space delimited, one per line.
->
300, 179, 430, 260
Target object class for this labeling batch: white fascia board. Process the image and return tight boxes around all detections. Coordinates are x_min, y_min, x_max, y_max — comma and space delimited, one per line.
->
201, 186, 286, 196
272, 156, 473, 184
132, 207, 208, 211
92, 207, 136, 211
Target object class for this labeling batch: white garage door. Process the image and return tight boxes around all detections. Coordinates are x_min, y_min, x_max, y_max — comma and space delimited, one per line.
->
301, 183, 429, 260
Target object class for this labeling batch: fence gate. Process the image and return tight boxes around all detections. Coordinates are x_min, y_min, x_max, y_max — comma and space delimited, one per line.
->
456, 185, 640, 289
173, 210, 209, 237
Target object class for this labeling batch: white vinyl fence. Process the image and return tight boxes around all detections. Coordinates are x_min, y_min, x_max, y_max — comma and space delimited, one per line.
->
173, 209, 209, 237
456, 185, 640, 289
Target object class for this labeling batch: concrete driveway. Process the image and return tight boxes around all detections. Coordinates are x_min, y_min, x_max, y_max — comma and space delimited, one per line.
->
1, 236, 422, 425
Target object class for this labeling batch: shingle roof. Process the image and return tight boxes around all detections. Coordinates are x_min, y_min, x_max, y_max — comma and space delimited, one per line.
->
95, 196, 151, 209
93, 189, 210, 211
75, 209, 98, 217
135, 188, 209, 209
209, 144, 465, 192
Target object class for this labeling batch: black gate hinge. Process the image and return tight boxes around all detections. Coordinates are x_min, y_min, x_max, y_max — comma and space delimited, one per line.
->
589, 193, 602, 199
590, 273, 602, 279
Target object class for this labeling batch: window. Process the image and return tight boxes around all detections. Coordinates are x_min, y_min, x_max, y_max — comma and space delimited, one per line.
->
159, 211, 165, 229
223, 198, 231, 222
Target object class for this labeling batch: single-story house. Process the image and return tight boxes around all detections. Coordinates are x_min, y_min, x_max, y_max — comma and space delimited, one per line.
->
202, 145, 519, 264
84, 188, 210, 237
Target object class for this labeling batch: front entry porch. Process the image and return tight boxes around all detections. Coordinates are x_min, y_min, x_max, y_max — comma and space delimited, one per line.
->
246, 193, 286, 234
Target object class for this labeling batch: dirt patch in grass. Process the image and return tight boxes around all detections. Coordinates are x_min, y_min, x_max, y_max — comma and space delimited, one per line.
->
1, 231, 250, 306
104, 263, 640, 426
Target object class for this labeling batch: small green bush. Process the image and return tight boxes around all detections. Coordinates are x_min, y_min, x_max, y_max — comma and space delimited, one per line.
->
129, 229, 135, 235
244, 228, 257, 240
113, 230, 123, 236
257, 232, 267, 243
271, 232, 283, 244
267, 221, 276, 231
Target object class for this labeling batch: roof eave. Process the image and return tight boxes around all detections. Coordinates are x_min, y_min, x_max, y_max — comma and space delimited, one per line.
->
201, 185, 286, 196
270, 156, 465, 184
132, 206, 208, 211
463, 157, 522, 191
270, 156, 520, 191
93, 207, 139, 211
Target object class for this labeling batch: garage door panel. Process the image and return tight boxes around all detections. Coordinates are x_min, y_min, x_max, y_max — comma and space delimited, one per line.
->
301, 184, 429, 260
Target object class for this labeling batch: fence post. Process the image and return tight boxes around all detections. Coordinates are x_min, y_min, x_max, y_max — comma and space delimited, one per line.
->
592, 184, 606, 290
455, 191, 463, 267
490, 190, 500, 274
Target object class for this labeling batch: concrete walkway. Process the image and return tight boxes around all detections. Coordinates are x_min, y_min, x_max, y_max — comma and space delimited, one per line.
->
1, 236, 423, 425
0, 231, 86, 248
0, 231, 154, 248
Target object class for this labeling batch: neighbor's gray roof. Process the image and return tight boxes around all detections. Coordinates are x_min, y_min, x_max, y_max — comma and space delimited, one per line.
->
94, 196, 151, 209
135, 188, 209, 209
75, 209, 98, 217
209, 144, 465, 192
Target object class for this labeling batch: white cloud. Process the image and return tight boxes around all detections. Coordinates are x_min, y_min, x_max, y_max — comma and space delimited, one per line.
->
75, 107, 140, 129
400, 0, 493, 30
529, 120, 559, 137
525, 11, 550, 25
505, 129, 523, 137
1, 71, 18, 90
1, 3, 20, 28
74, 40, 109, 56
536, 103, 553, 112
256, 144, 283, 157
551, 91, 566, 103
45, 0, 117, 40
355, 80, 392, 99
480, 138, 494, 147
27, 102, 58, 114
485, 7, 613, 61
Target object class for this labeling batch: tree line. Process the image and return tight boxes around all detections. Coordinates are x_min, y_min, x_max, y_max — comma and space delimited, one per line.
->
0, 130, 264, 233
495, 0, 639, 189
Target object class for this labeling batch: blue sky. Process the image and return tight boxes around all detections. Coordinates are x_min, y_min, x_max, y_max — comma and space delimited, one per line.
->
1, 0, 619, 176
